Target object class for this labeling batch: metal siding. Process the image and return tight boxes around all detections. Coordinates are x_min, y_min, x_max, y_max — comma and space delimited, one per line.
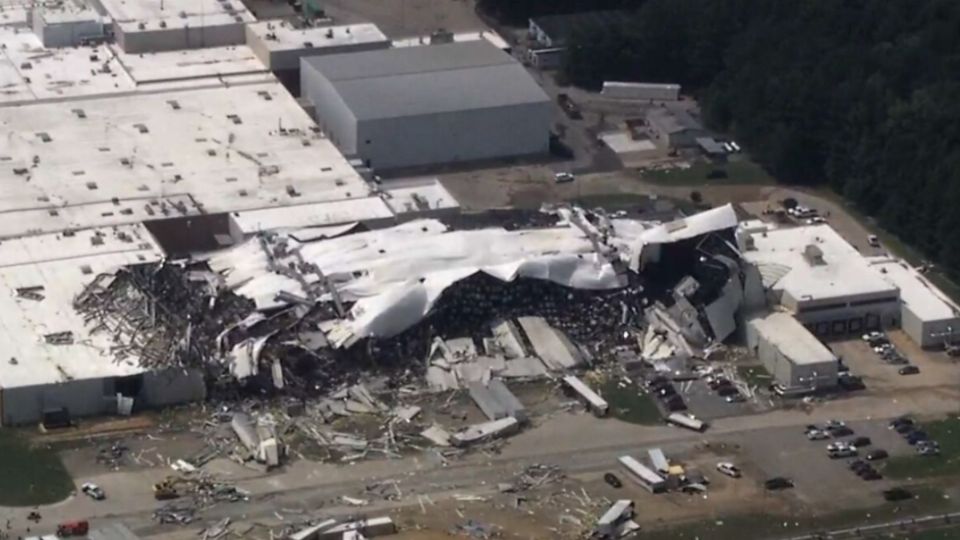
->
301, 62, 358, 155
356, 101, 550, 169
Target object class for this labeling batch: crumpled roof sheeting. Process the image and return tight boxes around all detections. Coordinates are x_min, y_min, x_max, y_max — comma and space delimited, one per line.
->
629, 204, 738, 271
209, 205, 738, 347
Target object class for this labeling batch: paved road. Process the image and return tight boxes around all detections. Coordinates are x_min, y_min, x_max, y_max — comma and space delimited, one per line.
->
6, 382, 957, 538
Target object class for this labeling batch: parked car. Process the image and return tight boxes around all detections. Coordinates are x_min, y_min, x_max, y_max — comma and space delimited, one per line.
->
829, 447, 858, 459
861, 469, 883, 481
889, 416, 914, 430
917, 441, 940, 456
849, 459, 868, 470
603, 473, 623, 488
81, 482, 105, 500
725, 393, 746, 403
764, 477, 794, 490
716, 462, 742, 478
681, 483, 708, 494
850, 437, 872, 448
826, 419, 847, 429
868, 235, 880, 247
806, 429, 829, 441
895, 422, 915, 434
829, 426, 854, 437
554, 172, 575, 184
906, 431, 929, 445
898, 365, 920, 375
883, 488, 914, 502
838, 374, 866, 391
861, 331, 885, 343
865, 449, 889, 461
708, 378, 732, 390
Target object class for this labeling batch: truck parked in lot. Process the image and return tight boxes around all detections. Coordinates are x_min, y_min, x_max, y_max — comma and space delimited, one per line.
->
666, 412, 707, 432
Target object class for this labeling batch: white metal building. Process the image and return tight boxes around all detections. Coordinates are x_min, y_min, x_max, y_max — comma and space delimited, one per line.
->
89, 0, 254, 53
0, 225, 205, 425
739, 224, 901, 337
870, 258, 960, 347
746, 312, 838, 391
646, 107, 705, 148
300, 41, 551, 170
246, 21, 390, 72
602, 82, 680, 101
30, 0, 104, 47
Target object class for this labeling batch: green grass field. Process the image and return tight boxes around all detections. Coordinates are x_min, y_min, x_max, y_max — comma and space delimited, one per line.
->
642, 158, 775, 186
0, 429, 73, 506
599, 379, 663, 425
884, 416, 960, 480
639, 486, 954, 540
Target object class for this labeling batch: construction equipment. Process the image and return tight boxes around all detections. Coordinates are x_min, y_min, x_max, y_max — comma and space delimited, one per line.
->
57, 520, 89, 537
153, 476, 183, 500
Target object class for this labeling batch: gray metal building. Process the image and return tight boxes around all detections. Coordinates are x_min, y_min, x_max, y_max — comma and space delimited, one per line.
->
301, 41, 552, 170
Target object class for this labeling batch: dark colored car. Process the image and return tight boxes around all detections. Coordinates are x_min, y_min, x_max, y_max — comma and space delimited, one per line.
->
856, 465, 877, 477
861, 469, 883, 481
866, 449, 889, 461
889, 416, 914, 429
895, 423, 915, 434
829, 426, 854, 437
898, 365, 920, 375
708, 378, 731, 390
883, 488, 914, 502
648, 376, 669, 387
664, 397, 687, 411
657, 385, 677, 397
850, 436, 872, 448
906, 431, 929, 445
849, 460, 869, 472
604, 473, 623, 488
765, 477, 794, 490
838, 375, 866, 391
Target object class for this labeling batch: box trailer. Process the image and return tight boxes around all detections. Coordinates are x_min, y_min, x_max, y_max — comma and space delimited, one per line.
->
666, 412, 707, 432
618, 455, 666, 493
562, 375, 609, 417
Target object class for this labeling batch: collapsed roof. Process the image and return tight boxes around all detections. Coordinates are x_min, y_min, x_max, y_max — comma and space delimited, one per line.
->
208, 205, 739, 348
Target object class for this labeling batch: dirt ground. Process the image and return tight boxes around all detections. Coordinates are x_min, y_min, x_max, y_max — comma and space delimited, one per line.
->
320, 0, 486, 38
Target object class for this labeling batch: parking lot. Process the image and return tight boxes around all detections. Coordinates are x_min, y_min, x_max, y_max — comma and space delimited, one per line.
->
830, 331, 957, 395
729, 419, 919, 510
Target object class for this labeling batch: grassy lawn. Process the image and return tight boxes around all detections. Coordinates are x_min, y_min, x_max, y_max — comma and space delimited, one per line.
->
639, 486, 954, 540
0, 429, 73, 506
598, 379, 663, 425
736, 364, 773, 389
642, 158, 775, 186
884, 416, 960, 480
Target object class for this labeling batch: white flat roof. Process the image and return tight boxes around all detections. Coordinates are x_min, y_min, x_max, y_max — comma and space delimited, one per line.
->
112, 44, 267, 85
392, 30, 509, 50
232, 197, 395, 234
0, 1, 28, 27
869, 258, 960, 322
247, 21, 388, 52
0, 26, 135, 104
743, 224, 897, 302
382, 178, 460, 214
0, 80, 372, 238
35, 0, 100, 23
749, 311, 836, 366
98, 0, 253, 28
0, 224, 163, 389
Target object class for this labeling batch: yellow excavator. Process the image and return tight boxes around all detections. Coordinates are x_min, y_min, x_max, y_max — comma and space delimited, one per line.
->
153, 476, 185, 500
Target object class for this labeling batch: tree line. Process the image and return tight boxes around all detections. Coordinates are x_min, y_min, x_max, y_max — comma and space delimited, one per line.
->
476, 0, 644, 26
553, 0, 960, 277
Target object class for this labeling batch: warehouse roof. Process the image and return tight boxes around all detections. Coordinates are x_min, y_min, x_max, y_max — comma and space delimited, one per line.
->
0, 225, 163, 389
0, 80, 372, 238
646, 107, 702, 134
870, 258, 960, 322
301, 41, 549, 120
96, 0, 253, 31
749, 312, 836, 366
247, 21, 389, 53
743, 224, 897, 303
112, 44, 267, 85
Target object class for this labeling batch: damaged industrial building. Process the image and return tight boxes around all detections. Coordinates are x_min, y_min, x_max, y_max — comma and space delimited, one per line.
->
0, 201, 747, 426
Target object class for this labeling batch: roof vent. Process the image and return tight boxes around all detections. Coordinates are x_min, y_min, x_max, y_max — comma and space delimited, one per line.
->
803, 244, 825, 266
